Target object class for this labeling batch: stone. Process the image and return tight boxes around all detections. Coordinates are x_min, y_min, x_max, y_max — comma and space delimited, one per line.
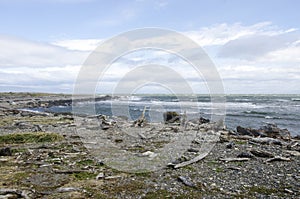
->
199, 117, 210, 124
96, 172, 105, 180
163, 111, 180, 123
259, 124, 291, 140
0, 147, 12, 156
178, 176, 195, 187
237, 152, 254, 158
56, 187, 81, 193
226, 142, 234, 149
236, 126, 264, 137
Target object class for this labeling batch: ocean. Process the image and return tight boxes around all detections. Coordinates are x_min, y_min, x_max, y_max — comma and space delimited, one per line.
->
31, 95, 300, 136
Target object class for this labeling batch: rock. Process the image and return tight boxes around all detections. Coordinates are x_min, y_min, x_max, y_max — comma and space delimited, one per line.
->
236, 126, 264, 137
96, 172, 105, 180
56, 187, 81, 193
250, 149, 274, 158
104, 175, 122, 180
237, 152, 254, 158
0, 193, 19, 199
141, 151, 157, 158
292, 135, 300, 140
259, 124, 291, 140
187, 148, 199, 153
226, 142, 234, 149
236, 124, 291, 140
163, 111, 180, 123
199, 117, 210, 124
178, 176, 195, 187
286, 150, 300, 156
0, 147, 12, 156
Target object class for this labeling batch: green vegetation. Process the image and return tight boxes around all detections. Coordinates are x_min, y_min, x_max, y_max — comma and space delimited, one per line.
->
247, 186, 280, 195
143, 190, 173, 199
0, 132, 64, 144
235, 140, 247, 145
72, 172, 97, 180
76, 159, 94, 166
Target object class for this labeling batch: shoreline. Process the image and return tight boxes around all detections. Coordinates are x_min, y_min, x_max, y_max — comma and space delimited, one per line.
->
0, 93, 299, 198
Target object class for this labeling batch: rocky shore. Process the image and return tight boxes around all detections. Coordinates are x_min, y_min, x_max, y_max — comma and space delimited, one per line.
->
0, 93, 299, 198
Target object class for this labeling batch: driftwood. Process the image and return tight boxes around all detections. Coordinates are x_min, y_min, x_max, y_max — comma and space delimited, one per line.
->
219, 157, 250, 162
250, 137, 283, 145
0, 188, 31, 199
133, 106, 147, 127
266, 156, 291, 163
173, 153, 207, 169
250, 149, 274, 158
286, 150, 300, 156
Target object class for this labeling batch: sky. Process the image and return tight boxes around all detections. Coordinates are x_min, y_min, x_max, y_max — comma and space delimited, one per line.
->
0, 0, 299, 94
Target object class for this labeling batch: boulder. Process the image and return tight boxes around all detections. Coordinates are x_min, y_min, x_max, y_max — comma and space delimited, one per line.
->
236, 126, 264, 137
259, 124, 291, 140
163, 111, 180, 123
199, 117, 210, 124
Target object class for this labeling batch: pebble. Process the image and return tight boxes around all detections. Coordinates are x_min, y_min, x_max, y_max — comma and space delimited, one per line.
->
178, 176, 195, 187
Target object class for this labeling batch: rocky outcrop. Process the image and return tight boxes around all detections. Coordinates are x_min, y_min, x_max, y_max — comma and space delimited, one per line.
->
237, 124, 291, 140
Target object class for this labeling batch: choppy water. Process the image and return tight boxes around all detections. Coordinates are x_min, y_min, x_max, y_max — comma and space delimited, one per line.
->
29, 95, 300, 136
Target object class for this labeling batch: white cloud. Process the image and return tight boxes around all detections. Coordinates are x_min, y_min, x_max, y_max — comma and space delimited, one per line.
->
52, 39, 102, 51
185, 22, 284, 46
0, 36, 89, 68
0, 22, 299, 93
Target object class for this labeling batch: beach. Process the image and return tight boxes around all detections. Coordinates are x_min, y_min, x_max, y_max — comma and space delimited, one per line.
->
0, 93, 299, 198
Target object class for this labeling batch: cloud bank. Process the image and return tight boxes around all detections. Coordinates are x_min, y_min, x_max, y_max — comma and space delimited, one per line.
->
0, 22, 299, 94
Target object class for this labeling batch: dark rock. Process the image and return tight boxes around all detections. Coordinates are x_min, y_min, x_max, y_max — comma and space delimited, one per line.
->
237, 152, 254, 158
20, 111, 35, 117
226, 142, 234, 149
0, 147, 12, 156
187, 148, 199, 153
292, 135, 300, 140
178, 176, 195, 187
236, 124, 291, 140
236, 126, 265, 137
199, 117, 210, 124
259, 124, 291, 140
163, 111, 180, 123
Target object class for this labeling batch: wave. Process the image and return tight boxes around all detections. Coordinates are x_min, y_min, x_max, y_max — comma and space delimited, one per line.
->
243, 110, 270, 115
291, 98, 300, 101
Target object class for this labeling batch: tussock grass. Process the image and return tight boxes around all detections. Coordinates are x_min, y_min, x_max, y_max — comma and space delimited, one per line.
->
0, 132, 64, 144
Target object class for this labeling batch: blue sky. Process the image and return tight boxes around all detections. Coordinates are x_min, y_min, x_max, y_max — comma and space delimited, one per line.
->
0, 0, 299, 94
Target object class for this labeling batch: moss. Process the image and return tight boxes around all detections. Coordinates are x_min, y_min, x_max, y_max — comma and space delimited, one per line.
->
247, 186, 279, 195
143, 190, 173, 199
0, 116, 15, 127
76, 159, 94, 166
134, 172, 152, 177
235, 140, 247, 145
215, 167, 224, 173
72, 172, 97, 181
103, 180, 146, 195
0, 132, 64, 144
11, 148, 27, 154
207, 160, 219, 166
